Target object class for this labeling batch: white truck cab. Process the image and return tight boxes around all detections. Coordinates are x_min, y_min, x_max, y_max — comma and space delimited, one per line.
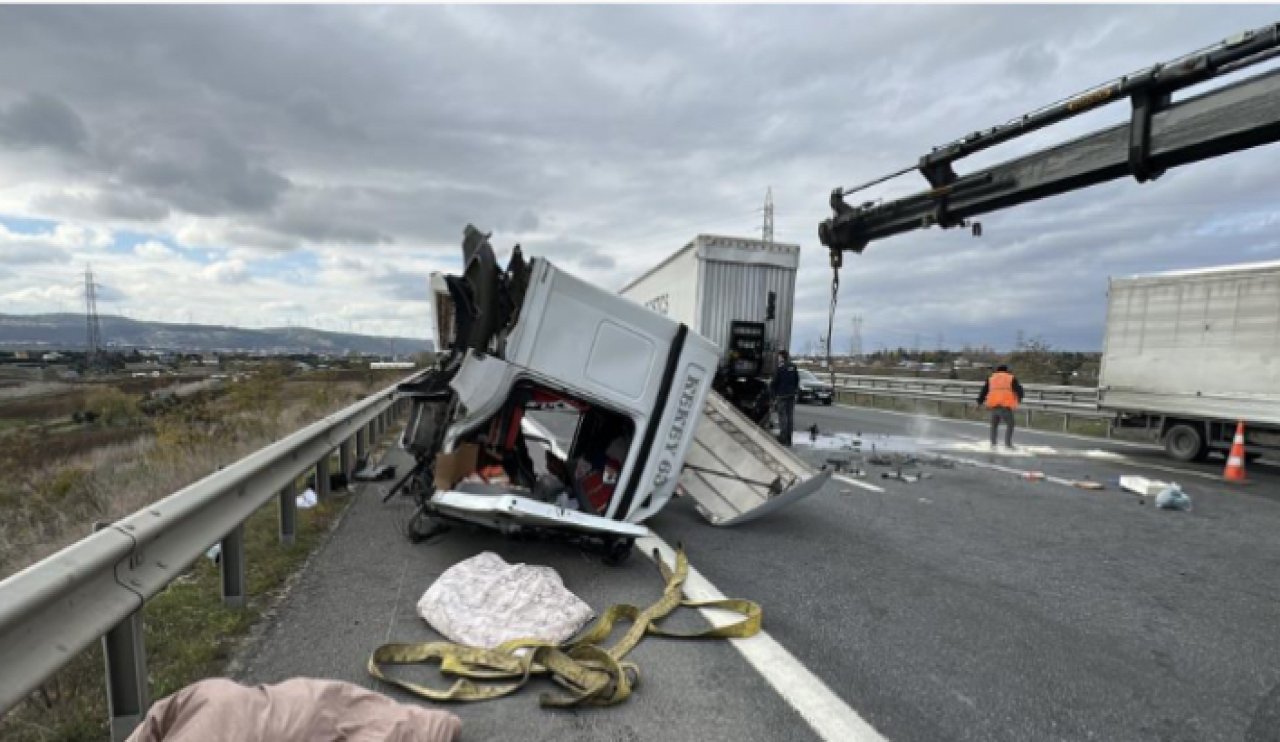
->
399, 226, 828, 560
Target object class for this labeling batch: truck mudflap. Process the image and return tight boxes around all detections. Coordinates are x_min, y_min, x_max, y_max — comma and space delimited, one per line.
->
680, 390, 832, 526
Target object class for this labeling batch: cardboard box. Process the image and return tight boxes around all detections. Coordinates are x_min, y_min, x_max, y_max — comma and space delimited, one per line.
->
434, 443, 480, 490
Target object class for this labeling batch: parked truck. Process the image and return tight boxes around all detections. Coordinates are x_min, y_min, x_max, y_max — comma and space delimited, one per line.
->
1099, 261, 1280, 462
619, 234, 799, 423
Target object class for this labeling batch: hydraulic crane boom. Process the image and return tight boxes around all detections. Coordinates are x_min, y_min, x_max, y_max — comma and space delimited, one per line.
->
818, 22, 1280, 261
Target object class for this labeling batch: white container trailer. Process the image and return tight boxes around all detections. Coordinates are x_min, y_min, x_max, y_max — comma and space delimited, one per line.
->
620, 235, 800, 423
1099, 260, 1280, 461
619, 234, 800, 362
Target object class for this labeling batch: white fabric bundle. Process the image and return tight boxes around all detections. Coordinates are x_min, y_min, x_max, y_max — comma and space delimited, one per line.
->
416, 552, 594, 649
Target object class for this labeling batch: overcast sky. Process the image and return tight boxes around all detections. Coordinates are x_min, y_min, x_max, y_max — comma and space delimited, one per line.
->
1, 5, 1277, 352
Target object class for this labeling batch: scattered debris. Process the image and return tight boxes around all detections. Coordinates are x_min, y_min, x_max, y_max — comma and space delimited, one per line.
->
881, 470, 929, 483
1120, 475, 1170, 497
1020, 471, 1046, 482
1072, 479, 1105, 491
354, 464, 397, 482
1155, 483, 1192, 511
296, 487, 318, 509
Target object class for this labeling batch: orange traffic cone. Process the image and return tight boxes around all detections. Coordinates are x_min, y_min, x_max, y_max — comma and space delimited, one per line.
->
1224, 420, 1249, 483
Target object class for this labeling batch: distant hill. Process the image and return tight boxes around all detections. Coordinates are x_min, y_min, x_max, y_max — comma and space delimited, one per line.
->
0, 313, 433, 355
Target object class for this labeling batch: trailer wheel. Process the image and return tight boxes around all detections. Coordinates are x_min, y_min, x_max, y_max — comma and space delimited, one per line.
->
1164, 423, 1207, 462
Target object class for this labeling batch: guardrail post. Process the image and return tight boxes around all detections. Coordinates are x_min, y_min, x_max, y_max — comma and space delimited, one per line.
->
278, 480, 297, 547
102, 609, 148, 742
94, 521, 149, 742
1062, 414, 1070, 433
340, 438, 355, 480
356, 427, 369, 463
316, 454, 332, 499
221, 524, 246, 609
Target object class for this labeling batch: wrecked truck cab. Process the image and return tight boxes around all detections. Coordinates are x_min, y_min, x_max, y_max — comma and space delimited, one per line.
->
399, 226, 719, 548
398, 225, 830, 556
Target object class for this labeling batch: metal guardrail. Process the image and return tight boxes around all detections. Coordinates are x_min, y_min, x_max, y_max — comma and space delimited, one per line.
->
827, 373, 1103, 413
818, 373, 1113, 433
0, 372, 420, 739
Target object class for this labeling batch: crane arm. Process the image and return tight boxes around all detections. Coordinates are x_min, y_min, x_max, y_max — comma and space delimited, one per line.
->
819, 23, 1280, 259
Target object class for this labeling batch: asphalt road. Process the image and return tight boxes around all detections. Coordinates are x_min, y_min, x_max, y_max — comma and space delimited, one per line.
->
238, 402, 1280, 741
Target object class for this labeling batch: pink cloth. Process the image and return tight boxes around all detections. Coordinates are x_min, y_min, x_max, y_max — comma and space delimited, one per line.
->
127, 677, 461, 742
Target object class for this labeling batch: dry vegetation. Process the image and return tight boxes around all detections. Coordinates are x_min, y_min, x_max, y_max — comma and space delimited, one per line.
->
0, 365, 406, 741
0, 365, 396, 579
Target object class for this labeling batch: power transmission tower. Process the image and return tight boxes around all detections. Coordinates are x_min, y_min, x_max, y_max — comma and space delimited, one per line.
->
850, 315, 863, 359
761, 187, 774, 245
84, 265, 102, 366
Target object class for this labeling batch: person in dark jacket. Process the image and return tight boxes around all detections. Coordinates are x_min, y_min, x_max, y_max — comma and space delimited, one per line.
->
770, 350, 800, 445
977, 364, 1025, 448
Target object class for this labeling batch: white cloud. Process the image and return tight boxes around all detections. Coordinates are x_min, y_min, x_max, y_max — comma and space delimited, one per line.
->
0, 6, 1278, 346
201, 258, 249, 285
133, 240, 174, 259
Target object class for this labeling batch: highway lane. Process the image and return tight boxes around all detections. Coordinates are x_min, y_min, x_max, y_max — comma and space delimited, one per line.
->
235, 444, 821, 742
651, 401, 1280, 741
237, 403, 1280, 741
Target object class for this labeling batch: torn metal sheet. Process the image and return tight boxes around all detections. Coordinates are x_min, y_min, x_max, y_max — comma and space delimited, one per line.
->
681, 390, 832, 526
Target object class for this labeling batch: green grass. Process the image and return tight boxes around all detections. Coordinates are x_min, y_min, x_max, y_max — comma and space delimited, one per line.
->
0, 491, 348, 742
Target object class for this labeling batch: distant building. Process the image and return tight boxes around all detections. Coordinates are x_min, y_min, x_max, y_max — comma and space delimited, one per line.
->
370, 361, 415, 370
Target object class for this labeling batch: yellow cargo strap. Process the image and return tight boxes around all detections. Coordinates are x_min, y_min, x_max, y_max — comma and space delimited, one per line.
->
367, 546, 761, 708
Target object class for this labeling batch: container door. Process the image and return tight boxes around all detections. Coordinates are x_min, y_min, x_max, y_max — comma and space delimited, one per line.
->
679, 390, 831, 526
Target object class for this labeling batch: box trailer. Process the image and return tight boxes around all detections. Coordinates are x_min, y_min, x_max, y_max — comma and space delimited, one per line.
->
1099, 260, 1280, 461
620, 235, 799, 422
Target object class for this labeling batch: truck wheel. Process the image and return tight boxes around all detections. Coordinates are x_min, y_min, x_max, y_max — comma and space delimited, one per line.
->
1164, 423, 1207, 462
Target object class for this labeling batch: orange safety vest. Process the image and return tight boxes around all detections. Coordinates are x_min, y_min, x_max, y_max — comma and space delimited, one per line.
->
985, 371, 1019, 410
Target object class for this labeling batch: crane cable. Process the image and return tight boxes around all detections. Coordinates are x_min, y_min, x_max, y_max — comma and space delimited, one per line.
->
826, 263, 839, 391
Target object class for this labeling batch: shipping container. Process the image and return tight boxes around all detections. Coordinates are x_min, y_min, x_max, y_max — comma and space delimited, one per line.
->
619, 234, 799, 360
1100, 260, 1280, 460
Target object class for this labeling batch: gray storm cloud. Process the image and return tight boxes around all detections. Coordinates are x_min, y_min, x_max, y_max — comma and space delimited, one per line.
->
0, 5, 1277, 347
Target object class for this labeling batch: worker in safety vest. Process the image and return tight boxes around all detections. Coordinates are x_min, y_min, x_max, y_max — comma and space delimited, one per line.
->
977, 364, 1025, 448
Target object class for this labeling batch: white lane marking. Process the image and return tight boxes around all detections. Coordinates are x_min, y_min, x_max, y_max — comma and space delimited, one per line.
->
638, 534, 887, 742
829, 403, 1157, 450
834, 474, 884, 492
1106, 456, 1226, 484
